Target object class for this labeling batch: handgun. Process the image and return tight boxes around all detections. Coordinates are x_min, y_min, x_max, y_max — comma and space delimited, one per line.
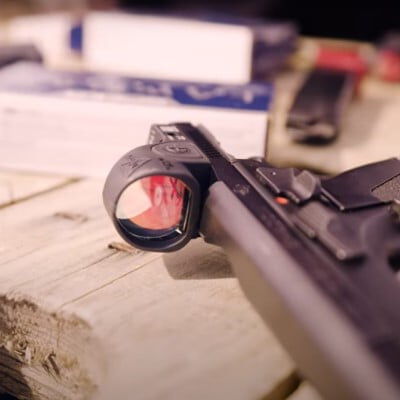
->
103, 123, 400, 400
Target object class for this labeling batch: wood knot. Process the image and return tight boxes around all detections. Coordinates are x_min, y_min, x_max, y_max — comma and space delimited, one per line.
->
108, 241, 143, 255
54, 211, 88, 223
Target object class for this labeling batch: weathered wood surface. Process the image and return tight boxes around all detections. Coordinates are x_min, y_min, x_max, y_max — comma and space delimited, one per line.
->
268, 72, 400, 174
0, 171, 327, 400
0, 170, 71, 208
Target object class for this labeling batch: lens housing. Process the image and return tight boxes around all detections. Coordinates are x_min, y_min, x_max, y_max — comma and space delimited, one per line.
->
103, 146, 201, 252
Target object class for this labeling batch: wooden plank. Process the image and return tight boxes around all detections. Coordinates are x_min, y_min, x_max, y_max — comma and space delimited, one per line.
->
0, 177, 294, 400
0, 169, 71, 208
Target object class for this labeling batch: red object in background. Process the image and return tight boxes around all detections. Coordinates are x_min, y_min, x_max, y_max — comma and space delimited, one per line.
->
315, 47, 368, 91
375, 32, 400, 81
375, 50, 400, 81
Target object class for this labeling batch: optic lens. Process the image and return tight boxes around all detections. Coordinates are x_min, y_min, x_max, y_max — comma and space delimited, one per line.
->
115, 175, 190, 239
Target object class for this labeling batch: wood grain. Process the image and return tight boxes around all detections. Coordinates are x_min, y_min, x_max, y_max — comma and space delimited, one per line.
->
0, 169, 72, 208
0, 174, 296, 400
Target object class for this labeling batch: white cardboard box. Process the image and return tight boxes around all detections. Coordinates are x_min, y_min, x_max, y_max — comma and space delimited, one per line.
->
0, 11, 296, 83
2, 13, 77, 67
0, 63, 272, 177
83, 12, 296, 84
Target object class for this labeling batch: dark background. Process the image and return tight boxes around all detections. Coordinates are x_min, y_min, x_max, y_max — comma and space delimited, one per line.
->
119, 0, 400, 41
